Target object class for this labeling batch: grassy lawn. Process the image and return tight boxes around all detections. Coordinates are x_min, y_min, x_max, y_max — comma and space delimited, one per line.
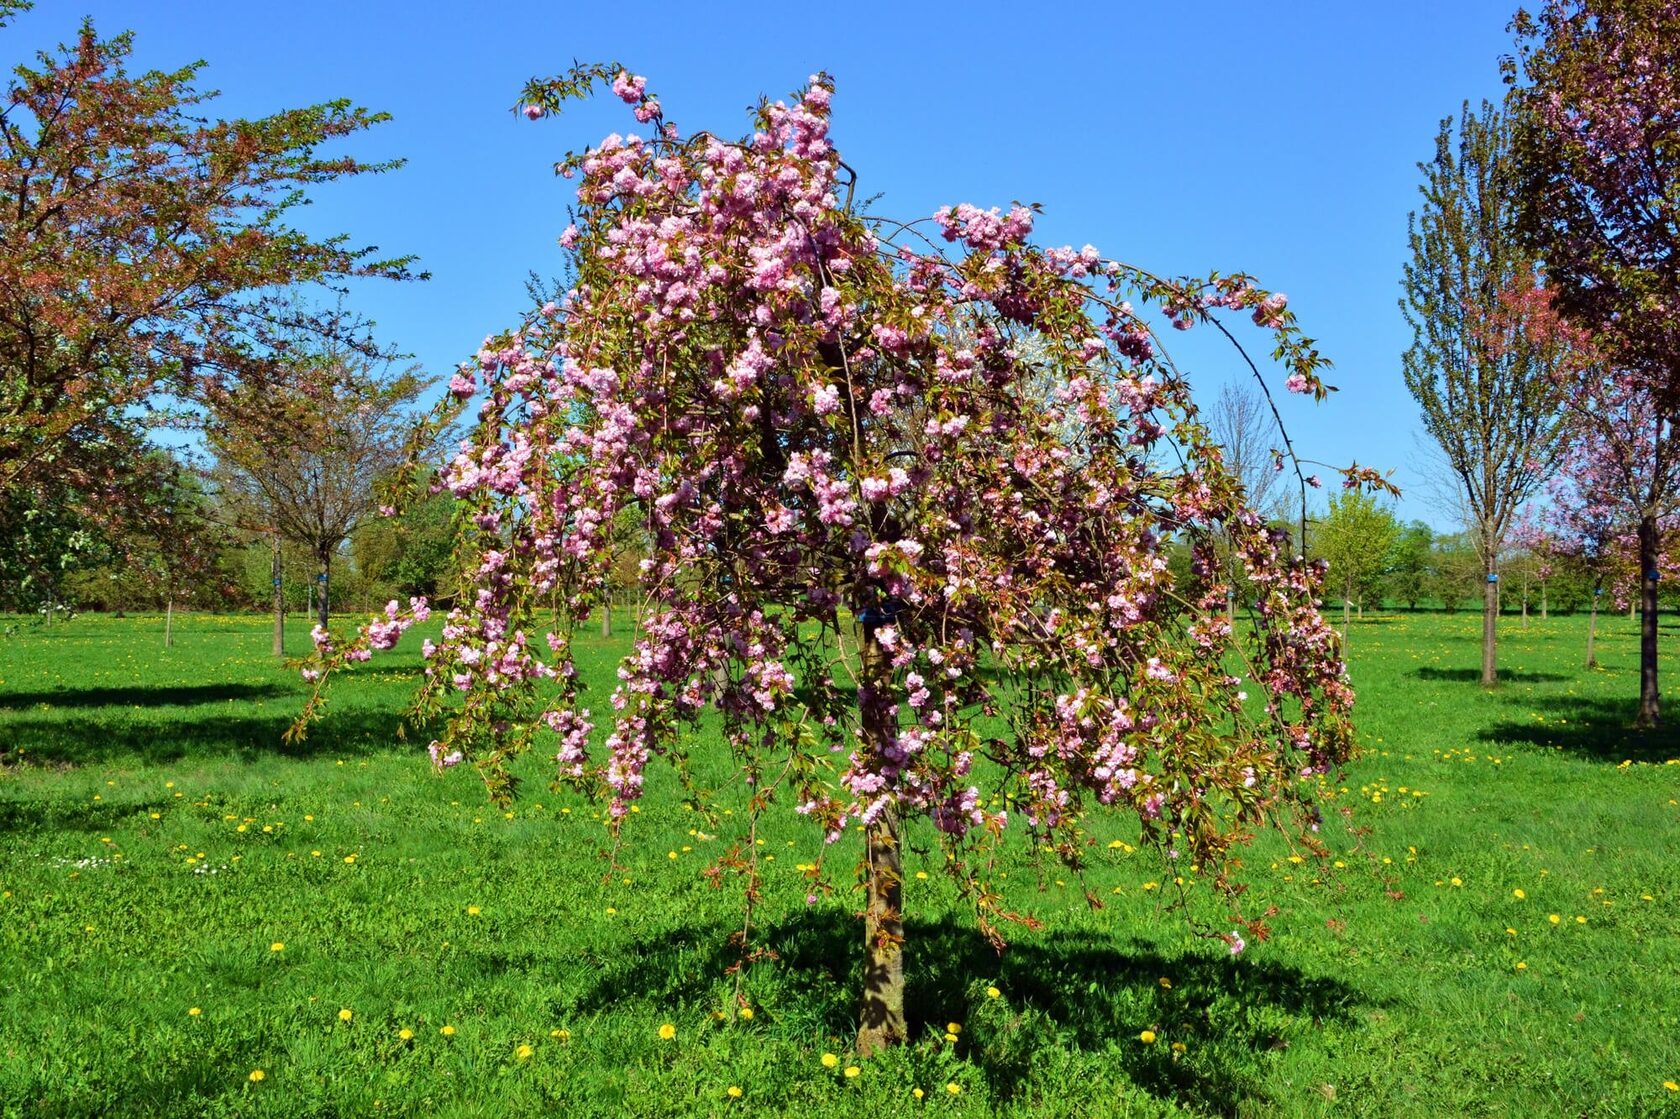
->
1, 609, 1677, 1117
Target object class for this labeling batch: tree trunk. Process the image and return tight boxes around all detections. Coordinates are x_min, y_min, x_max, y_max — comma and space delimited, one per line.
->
1636, 515, 1660, 728
165, 597, 173, 648
1541, 581, 1548, 620
272, 533, 285, 658
1521, 573, 1529, 632
1341, 575, 1351, 635
1586, 588, 1600, 669
315, 549, 331, 631
1481, 567, 1498, 688
856, 623, 906, 1056
601, 598, 612, 639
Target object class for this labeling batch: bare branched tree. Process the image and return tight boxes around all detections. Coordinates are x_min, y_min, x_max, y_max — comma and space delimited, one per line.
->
208, 353, 433, 638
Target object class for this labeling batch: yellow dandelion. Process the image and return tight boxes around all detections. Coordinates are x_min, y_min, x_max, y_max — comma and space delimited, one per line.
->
515, 1043, 534, 1061
270, 942, 285, 952
338, 1008, 353, 1022
467, 905, 481, 916
739, 1007, 754, 1020
986, 986, 1001, 999
248, 1069, 266, 1083
821, 1052, 839, 1068
1575, 915, 1587, 924
944, 1031, 958, 1043
1158, 977, 1172, 989
440, 1025, 456, 1037
188, 1007, 202, 1017
946, 1082, 963, 1096
1171, 1041, 1187, 1053
398, 1028, 413, 1041
1549, 913, 1561, 925
658, 1023, 676, 1040
727, 1086, 743, 1098
913, 1088, 925, 1099
1515, 961, 1528, 971
844, 1066, 860, 1079
1450, 877, 1462, 887
1512, 888, 1526, 899
947, 1022, 961, 1034
1665, 1080, 1679, 1092
1139, 1029, 1157, 1044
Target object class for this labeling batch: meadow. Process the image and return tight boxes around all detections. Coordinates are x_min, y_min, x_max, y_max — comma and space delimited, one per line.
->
0, 608, 1676, 1118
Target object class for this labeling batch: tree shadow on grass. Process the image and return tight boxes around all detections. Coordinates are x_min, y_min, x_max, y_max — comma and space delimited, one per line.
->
0, 706, 429, 769
1477, 695, 1677, 763
1412, 667, 1570, 684
0, 683, 294, 710
563, 909, 1365, 1116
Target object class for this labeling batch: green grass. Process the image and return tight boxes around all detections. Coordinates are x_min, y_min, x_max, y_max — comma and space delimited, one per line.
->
1, 609, 1677, 1117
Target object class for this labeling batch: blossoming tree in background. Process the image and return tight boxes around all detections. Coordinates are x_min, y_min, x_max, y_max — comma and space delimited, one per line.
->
294, 68, 1389, 1052
1509, 0, 1680, 726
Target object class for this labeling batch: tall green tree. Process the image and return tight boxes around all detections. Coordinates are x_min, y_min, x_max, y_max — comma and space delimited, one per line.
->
1401, 100, 1574, 687
1315, 490, 1399, 631
1387, 521, 1435, 610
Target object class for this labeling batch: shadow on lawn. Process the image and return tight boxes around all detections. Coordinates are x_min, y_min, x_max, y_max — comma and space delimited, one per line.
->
1412, 667, 1570, 684
0, 706, 427, 769
0, 682, 293, 710
566, 911, 1363, 1116
1478, 695, 1677, 763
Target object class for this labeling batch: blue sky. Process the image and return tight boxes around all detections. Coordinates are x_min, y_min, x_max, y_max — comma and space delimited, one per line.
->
5, 1, 1518, 528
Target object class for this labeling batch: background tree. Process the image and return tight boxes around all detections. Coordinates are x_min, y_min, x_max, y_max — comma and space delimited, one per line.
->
1551, 367, 1680, 689
1509, 0, 1680, 725
1387, 521, 1435, 610
1401, 100, 1573, 687
1208, 380, 1287, 616
208, 353, 431, 634
294, 67, 1376, 1053
0, 18, 418, 537
1426, 531, 1481, 611
1315, 490, 1400, 630
352, 472, 461, 602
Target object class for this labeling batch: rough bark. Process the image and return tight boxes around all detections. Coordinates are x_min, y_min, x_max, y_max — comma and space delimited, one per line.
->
315, 549, 331, 631
272, 533, 285, 658
1481, 567, 1499, 688
1585, 588, 1599, 669
1637, 515, 1660, 728
856, 624, 906, 1056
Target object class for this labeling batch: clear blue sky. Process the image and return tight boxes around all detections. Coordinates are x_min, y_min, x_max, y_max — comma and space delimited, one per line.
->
6, 1, 1519, 528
